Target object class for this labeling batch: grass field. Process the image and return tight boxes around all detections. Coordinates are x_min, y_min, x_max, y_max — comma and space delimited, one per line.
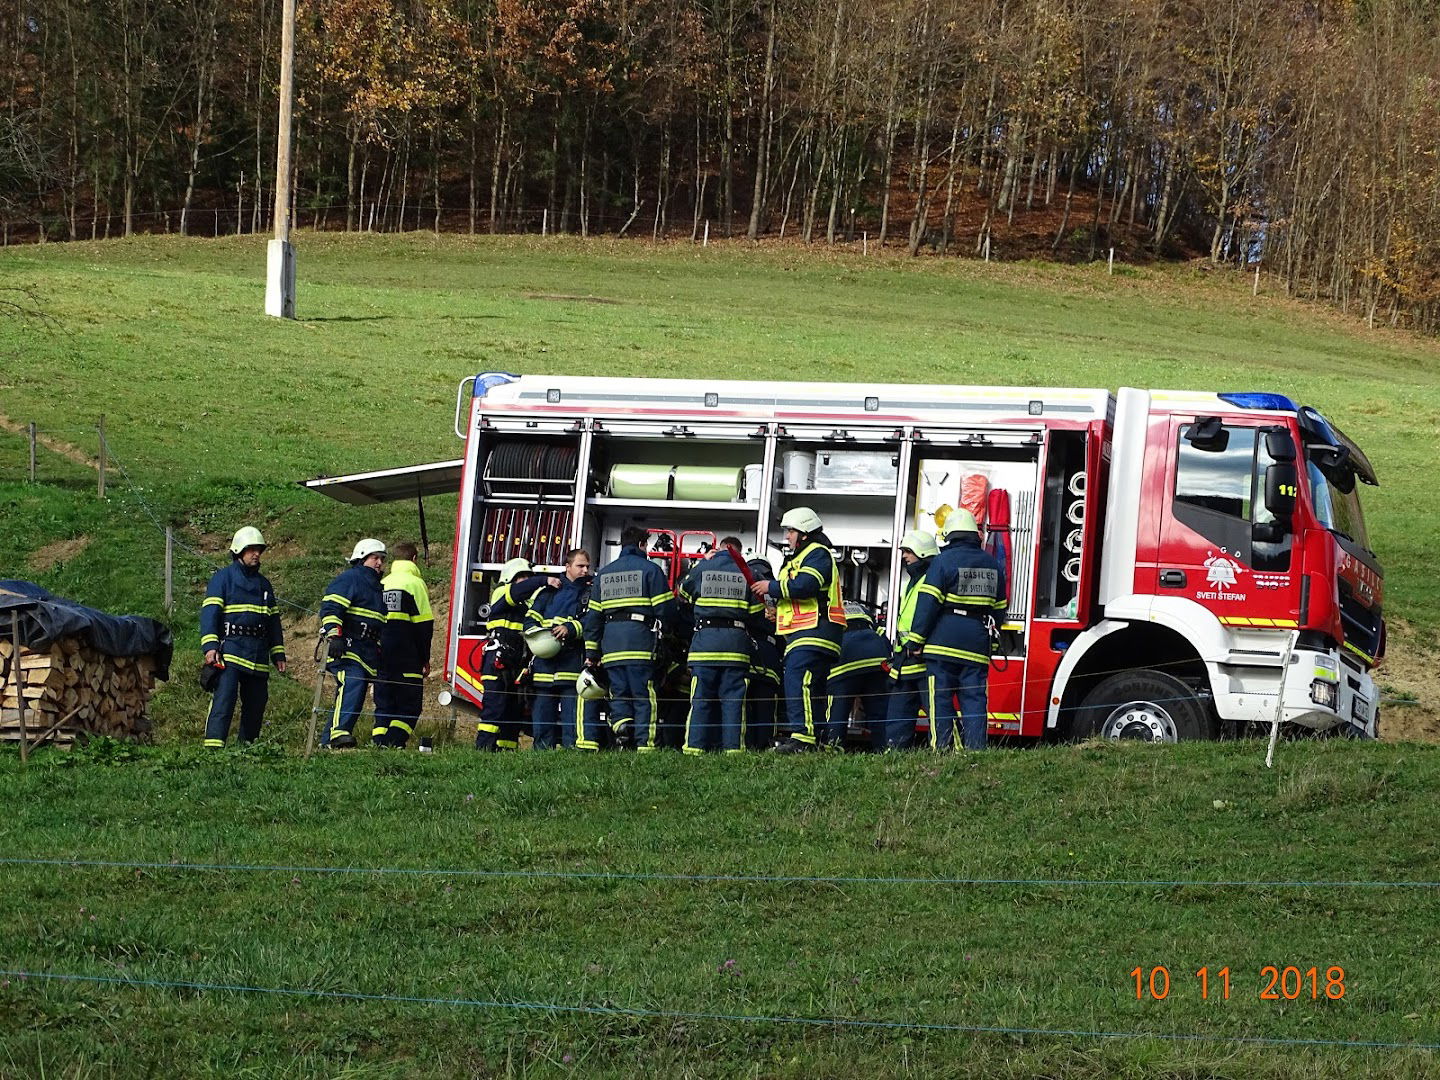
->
3, 233, 1440, 1075
4, 740, 1440, 1078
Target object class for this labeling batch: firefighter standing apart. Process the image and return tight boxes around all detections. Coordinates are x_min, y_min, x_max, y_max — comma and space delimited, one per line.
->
583, 526, 677, 751
374, 542, 433, 748
319, 539, 387, 748
751, 507, 845, 753
903, 511, 1006, 751
200, 527, 285, 747
882, 529, 939, 750
475, 558, 549, 751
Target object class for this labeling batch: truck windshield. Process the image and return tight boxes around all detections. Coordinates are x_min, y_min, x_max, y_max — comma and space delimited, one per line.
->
1307, 461, 1371, 551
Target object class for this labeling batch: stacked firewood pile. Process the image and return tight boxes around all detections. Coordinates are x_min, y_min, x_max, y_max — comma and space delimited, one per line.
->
0, 638, 158, 748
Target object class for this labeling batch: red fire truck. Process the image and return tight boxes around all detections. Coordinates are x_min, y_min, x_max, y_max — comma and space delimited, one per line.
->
304, 373, 1383, 742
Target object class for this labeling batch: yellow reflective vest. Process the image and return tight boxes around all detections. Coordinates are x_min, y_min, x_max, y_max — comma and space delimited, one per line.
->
774, 540, 846, 652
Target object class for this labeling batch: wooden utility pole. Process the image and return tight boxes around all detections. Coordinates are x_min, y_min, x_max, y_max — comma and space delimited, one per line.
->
265, 0, 297, 318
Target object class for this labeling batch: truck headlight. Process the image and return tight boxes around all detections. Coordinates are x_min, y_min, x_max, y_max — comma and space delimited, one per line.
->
1310, 679, 1338, 710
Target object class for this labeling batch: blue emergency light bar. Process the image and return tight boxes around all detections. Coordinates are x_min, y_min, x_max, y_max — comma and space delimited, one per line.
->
1218, 392, 1299, 411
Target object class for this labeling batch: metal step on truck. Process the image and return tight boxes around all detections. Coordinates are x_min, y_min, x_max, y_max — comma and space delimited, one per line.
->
303, 373, 1384, 743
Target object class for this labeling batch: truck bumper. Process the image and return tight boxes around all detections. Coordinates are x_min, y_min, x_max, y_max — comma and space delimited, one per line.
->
1281, 648, 1379, 737
1212, 643, 1379, 737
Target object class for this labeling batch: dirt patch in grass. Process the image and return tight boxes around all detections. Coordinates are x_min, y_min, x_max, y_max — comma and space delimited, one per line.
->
28, 536, 91, 573
524, 292, 622, 304
280, 588, 451, 693
0, 411, 104, 470
1374, 624, 1440, 742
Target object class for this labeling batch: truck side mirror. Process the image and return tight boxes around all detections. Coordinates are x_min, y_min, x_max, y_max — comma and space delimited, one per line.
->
1263, 427, 1296, 462
1313, 443, 1355, 493
1256, 462, 1298, 542
1186, 416, 1229, 452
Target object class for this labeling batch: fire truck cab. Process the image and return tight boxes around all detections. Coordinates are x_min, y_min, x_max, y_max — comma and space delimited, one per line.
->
305, 373, 1383, 743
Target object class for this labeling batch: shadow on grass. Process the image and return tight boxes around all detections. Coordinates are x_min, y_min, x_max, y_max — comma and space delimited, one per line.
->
305, 314, 503, 322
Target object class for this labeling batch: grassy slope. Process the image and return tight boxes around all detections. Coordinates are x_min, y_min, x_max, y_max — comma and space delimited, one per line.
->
2, 233, 1435, 629
4, 235, 1440, 1075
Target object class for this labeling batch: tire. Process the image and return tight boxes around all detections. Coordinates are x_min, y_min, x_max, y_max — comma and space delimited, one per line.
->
1074, 668, 1219, 743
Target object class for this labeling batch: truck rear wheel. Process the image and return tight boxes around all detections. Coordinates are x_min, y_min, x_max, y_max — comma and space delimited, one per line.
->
1075, 669, 1219, 743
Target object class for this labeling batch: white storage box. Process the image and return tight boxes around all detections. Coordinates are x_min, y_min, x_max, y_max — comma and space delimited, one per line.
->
813, 450, 898, 493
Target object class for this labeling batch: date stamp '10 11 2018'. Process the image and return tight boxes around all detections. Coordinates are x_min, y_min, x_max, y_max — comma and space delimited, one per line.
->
1131, 966, 1347, 1001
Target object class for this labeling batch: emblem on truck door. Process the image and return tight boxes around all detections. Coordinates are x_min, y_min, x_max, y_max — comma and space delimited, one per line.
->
1199, 551, 1247, 601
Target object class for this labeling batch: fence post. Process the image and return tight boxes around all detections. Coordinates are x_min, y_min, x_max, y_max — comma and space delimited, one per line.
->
863, 231, 868, 256
12, 611, 27, 764
1254, 262, 1261, 296
703, 221, 710, 247
164, 527, 174, 616
27, 422, 36, 483
542, 208, 548, 236
1108, 247, 1115, 274
97, 415, 106, 499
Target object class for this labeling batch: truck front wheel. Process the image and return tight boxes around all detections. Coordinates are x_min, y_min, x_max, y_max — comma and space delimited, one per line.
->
1075, 669, 1219, 743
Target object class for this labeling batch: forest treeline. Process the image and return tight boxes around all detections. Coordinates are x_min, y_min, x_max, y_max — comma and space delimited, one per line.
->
5, 0, 1440, 329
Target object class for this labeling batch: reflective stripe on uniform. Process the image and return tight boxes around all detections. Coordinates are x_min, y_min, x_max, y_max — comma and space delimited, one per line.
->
923, 644, 989, 665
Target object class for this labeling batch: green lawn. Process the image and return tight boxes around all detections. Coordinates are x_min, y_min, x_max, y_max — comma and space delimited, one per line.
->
4, 234, 1440, 1075
3, 740, 1440, 1078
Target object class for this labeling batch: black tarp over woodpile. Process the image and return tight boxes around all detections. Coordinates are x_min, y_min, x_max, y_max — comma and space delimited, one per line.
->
0, 581, 172, 681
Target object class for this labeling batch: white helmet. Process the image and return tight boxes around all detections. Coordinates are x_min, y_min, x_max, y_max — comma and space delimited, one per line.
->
524, 625, 563, 659
230, 526, 266, 556
899, 529, 939, 558
351, 538, 386, 562
499, 557, 533, 584
942, 509, 979, 536
779, 506, 823, 533
576, 668, 608, 701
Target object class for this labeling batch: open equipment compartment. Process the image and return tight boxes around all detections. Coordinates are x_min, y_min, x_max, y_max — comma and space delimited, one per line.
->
581, 419, 771, 589
461, 420, 586, 634
901, 428, 1043, 657
770, 423, 903, 615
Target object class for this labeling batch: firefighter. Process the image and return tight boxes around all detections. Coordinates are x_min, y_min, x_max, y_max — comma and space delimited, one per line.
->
680, 536, 764, 754
476, 557, 550, 751
373, 542, 433, 748
744, 556, 783, 750
750, 507, 846, 752
882, 529, 939, 750
825, 603, 891, 749
582, 526, 677, 751
200, 526, 285, 747
525, 548, 600, 751
904, 511, 1007, 751
319, 539, 387, 749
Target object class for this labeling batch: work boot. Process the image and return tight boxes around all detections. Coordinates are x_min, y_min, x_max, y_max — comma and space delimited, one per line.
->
772, 737, 815, 754
328, 733, 358, 750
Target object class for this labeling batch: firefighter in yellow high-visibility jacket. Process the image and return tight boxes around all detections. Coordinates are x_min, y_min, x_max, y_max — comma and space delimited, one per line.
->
882, 528, 939, 749
750, 507, 846, 752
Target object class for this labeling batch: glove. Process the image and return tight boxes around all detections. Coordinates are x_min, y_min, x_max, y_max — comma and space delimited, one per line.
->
325, 635, 347, 662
